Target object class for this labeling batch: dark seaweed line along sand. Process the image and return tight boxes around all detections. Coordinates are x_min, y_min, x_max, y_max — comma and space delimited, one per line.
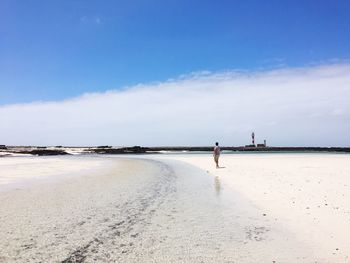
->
1, 156, 317, 262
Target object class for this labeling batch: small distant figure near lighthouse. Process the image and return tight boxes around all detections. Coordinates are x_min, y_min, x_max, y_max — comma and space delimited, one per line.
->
252, 132, 255, 146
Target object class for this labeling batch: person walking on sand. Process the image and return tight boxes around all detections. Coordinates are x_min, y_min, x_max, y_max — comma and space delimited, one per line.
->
213, 142, 221, 168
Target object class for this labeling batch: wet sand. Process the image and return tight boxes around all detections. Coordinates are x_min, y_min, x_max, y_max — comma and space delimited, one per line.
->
0, 156, 114, 191
1, 154, 350, 262
153, 153, 350, 262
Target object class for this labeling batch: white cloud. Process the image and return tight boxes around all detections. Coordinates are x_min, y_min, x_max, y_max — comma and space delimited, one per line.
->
1, 63, 350, 147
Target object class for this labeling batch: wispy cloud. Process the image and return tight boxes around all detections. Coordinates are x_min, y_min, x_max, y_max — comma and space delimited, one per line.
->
94, 17, 101, 25
1, 63, 350, 146
80, 15, 102, 25
261, 57, 286, 64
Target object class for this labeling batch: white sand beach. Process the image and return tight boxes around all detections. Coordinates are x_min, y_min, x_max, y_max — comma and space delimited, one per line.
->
154, 153, 350, 262
1, 153, 350, 262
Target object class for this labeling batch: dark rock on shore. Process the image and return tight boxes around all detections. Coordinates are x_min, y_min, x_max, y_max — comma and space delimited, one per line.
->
18, 149, 69, 156
124, 146, 149, 153
90, 148, 125, 154
90, 146, 150, 154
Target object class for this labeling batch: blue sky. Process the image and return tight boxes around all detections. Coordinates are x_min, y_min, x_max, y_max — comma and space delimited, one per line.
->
1, 0, 350, 105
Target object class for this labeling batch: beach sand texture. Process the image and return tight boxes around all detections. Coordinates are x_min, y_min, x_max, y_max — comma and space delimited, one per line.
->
0, 154, 350, 262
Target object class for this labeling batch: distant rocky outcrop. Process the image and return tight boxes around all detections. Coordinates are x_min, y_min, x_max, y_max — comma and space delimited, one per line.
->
17, 149, 69, 156
90, 146, 150, 154
3, 145, 350, 156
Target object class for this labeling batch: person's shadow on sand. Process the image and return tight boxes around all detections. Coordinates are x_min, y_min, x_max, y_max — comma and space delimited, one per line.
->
217, 166, 226, 169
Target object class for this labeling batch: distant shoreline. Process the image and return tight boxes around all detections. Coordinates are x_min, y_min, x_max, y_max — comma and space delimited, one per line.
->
1, 145, 350, 156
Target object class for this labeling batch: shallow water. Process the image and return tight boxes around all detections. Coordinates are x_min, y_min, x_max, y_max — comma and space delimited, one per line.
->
0, 157, 309, 262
